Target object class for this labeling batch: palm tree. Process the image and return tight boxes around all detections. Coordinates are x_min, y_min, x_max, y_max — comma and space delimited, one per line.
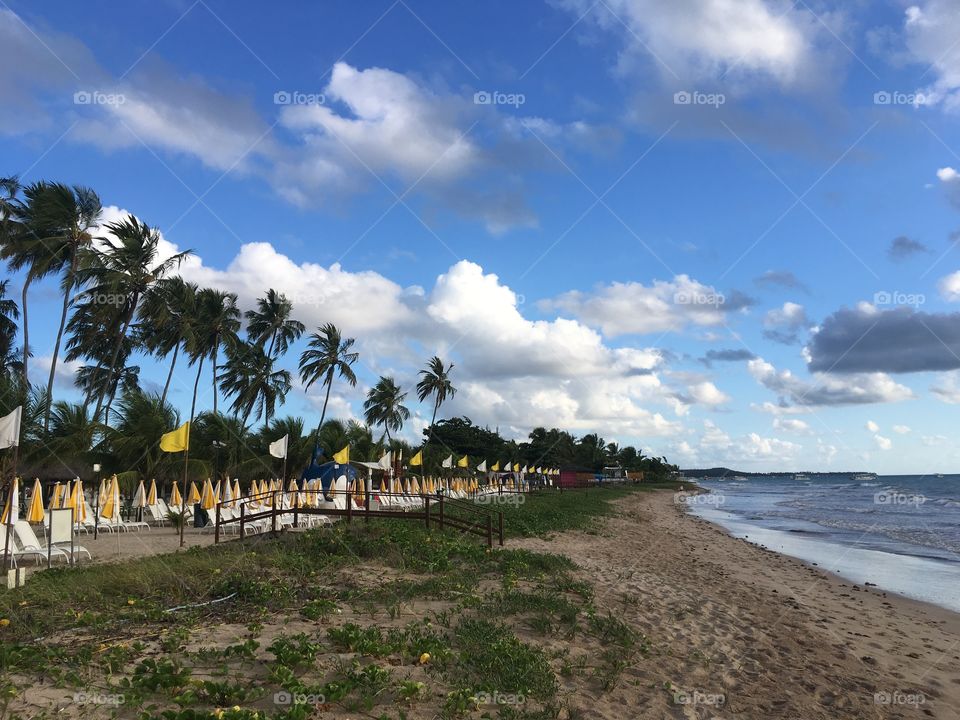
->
0, 280, 21, 379
245, 289, 304, 359
78, 214, 190, 423
189, 288, 241, 415
137, 277, 198, 407
219, 340, 292, 428
363, 376, 410, 443
416, 356, 456, 431
298, 323, 359, 439
15, 182, 102, 431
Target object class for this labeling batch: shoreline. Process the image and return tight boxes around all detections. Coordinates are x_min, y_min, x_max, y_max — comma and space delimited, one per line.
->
512, 488, 960, 718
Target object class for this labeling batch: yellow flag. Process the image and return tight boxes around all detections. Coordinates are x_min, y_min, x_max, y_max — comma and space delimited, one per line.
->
409, 449, 423, 466
457, 454, 468, 468
333, 445, 350, 464
160, 421, 190, 452
491, 461, 500, 472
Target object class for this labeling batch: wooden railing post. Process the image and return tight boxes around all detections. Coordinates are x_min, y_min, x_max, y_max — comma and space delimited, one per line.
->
425, 496, 431, 529
215, 503, 221, 544
486, 514, 492, 548
293, 499, 299, 528
438, 493, 444, 530
498, 511, 504, 546
347, 492, 352, 523
272, 492, 278, 533
240, 502, 245, 539
365, 479, 371, 521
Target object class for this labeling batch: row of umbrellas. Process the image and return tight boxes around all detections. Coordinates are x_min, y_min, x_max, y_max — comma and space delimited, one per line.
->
2, 471, 534, 525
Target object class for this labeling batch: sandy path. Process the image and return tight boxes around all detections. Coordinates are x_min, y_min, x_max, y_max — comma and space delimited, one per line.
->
512, 490, 960, 719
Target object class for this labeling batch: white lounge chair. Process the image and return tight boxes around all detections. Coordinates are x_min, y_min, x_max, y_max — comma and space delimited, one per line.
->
12, 521, 75, 563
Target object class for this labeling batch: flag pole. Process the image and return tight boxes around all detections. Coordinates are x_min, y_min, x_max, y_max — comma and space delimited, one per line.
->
4, 417, 21, 571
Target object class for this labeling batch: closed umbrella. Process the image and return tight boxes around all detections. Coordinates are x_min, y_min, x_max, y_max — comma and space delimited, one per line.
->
100, 476, 120, 524
147, 479, 158, 506
1, 477, 19, 524
170, 481, 182, 508
48, 481, 62, 510
187, 481, 201, 505
26, 479, 44, 523
199, 478, 216, 510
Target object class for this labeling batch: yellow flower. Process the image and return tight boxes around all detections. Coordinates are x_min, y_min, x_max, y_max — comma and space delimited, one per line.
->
231, 706, 241, 712
127, 599, 136, 606
0, 618, 10, 628
419, 652, 431, 664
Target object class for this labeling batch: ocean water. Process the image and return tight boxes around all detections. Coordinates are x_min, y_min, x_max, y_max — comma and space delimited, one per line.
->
684, 475, 960, 613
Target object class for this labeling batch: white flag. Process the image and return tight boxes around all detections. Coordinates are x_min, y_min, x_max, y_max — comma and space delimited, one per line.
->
441, 454, 453, 469
521, 465, 528, 474
477, 460, 487, 472
269, 434, 289, 459
0, 406, 22, 450
378, 451, 392, 470
504, 462, 512, 472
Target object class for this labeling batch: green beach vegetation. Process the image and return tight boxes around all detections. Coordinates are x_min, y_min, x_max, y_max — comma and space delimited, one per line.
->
0, 486, 679, 718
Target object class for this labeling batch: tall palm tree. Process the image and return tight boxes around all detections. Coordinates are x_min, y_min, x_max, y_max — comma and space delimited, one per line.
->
137, 277, 198, 407
363, 376, 409, 443
189, 288, 241, 415
219, 340, 292, 428
298, 323, 359, 439
245, 289, 304, 359
16, 182, 102, 431
0, 280, 21, 378
77, 215, 190, 423
416, 356, 456, 431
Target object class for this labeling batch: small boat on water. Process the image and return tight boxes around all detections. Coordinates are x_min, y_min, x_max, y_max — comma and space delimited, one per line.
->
793, 473, 809, 481
852, 473, 877, 481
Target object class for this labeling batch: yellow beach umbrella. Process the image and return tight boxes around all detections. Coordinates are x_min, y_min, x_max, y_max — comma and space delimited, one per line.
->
187, 481, 201, 505
100, 476, 120, 521
170, 481, 183, 508
232, 479, 241, 505
1, 477, 19, 524
379, 477, 387, 493
26, 479, 44, 522
48, 481, 62, 510
147, 479, 158, 506
214, 480, 222, 502
200, 479, 216, 510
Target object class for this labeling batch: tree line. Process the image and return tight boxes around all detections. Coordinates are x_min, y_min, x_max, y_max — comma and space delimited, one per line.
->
0, 176, 675, 488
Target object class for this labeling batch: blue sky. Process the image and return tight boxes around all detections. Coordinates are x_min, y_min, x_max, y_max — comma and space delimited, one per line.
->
4, 0, 960, 472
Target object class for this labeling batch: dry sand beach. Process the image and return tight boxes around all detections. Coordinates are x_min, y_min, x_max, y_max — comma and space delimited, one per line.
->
514, 490, 960, 719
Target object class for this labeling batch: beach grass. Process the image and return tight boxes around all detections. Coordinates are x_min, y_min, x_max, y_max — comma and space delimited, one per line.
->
0, 485, 665, 718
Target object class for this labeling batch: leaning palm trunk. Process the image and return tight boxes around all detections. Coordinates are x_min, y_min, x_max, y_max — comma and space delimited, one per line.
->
44, 256, 76, 432
92, 294, 138, 424
313, 371, 335, 441
20, 274, 30, 388
180, 356, 204, 548
160, 344, 179, 407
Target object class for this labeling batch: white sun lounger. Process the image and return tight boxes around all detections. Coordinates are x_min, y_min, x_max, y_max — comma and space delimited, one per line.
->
12, 521, 75, 563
